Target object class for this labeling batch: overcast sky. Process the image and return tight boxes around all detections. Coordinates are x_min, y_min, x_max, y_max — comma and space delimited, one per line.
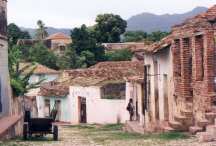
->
8, 0, 215, 28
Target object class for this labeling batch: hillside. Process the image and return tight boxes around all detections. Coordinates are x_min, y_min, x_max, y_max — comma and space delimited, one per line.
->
20, 6, 208, 37
127, 6, 208, 32
20, 27, 71, 38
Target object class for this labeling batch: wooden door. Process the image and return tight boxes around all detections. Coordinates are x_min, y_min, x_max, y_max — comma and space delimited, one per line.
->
79, 97, 87, 123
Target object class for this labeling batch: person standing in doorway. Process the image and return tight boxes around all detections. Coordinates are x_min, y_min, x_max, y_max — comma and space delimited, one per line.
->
127, 98, 134, 121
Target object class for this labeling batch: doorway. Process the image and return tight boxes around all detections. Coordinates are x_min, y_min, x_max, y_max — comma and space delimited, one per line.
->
78, 97, 87, 123
55, 100, 61, 121
44, 99, 50, 117
154, 60, 159, 120
163, 74, 169, 121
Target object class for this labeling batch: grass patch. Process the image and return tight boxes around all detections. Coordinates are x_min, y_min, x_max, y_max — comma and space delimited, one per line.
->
157, 132, 189, 140
69, 124, 97, 130
0, 144, 23, 146
69, 124, 190, 144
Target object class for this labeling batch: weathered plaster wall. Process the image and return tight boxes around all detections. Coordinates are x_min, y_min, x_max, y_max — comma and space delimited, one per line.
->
0, 38, 11, 117
70, 86, 127, 124
144, 47, 174, 123
36, 95, 71, 122
0, 0, 11, 117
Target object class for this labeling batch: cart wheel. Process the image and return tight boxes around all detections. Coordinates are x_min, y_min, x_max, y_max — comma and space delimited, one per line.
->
53, 125, 58, 141
23, 123, 28, 140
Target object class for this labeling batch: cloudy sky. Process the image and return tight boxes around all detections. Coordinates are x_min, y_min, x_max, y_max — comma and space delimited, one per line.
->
8, 0, 215, 28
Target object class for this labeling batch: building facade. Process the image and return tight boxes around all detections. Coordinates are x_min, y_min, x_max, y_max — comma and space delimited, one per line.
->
125, 6, 216, 138
0, 0, 11, 117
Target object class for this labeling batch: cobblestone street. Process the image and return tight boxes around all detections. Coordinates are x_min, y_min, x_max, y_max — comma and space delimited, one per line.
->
1, 125, 216, 146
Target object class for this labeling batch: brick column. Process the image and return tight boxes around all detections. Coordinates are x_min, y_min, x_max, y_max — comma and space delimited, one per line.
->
204, 30, 215, 93
194, 35, 204, 81
172, 39, 182, 97
180, 38, 193, 101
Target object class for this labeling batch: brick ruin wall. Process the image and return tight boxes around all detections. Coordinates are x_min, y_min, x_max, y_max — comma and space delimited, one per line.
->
171, 21, 216, 123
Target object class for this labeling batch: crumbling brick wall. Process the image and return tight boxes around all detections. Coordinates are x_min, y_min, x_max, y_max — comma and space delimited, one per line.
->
171, 15, 216, 124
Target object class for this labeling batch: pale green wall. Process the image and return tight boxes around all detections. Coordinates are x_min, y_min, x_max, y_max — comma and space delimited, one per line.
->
40, 96, 72, 122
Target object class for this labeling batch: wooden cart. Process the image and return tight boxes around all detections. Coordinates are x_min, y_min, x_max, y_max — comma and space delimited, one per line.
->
23, 110, 58, 141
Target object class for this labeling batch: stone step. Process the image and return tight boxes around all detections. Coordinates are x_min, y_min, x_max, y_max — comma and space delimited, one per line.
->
197, 132, 215, 142
189, 126, 203, 135
163, 126, 175, 132
206, 125, 216, 135
180, 109, 193, 117
124, 121, 145, 134
205, 112, 216, 123
197, 119, 210, 128
214, 118, 216, 125
169, 121, 184, 130
174, 115, 192, 122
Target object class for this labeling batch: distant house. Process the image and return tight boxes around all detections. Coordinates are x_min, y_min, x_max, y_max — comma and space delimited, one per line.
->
102, 42, 147, 52
102, 42, 148, 61
46, 32, 72, 56
70, 77, 127, 124
37, 61, 144, 124
20, 62, 60, 97
17, 32, 72, 56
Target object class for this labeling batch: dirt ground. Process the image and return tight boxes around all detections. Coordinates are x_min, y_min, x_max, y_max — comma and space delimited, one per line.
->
1, 124, 216, 146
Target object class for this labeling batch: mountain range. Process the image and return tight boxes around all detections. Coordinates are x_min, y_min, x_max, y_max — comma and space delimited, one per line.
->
127, 6, 208, 33
21, 6, 208, 37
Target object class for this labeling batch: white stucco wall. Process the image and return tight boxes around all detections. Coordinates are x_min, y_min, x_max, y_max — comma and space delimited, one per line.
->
70, 86, 127, 124
144, 47, 174, 122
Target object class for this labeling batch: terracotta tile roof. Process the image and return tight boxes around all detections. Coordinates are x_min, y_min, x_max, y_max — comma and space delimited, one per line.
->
90, 61, 143, 69
40, 61, 144, 96
143, 35, 172, 53
39, 82, 69, 97
102, 42, 149, 53
20, 62, 59, 75
66, 61, 144, 80
146, 5, 216, 54
46, 33, 71, 40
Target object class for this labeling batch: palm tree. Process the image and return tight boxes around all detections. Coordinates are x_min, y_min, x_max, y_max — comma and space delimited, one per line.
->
35, 20, 48, 40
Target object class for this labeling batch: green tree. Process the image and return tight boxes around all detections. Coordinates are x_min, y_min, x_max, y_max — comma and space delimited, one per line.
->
70, 25, 105, 68
94, 14, 127, 43
9, 45, 43, 96
147, 31, 170, 42
8, 23, 31, 47
71, 25, 97, 55
123, 31, 148, 42
35, 20, 48, 40
105, 48, 133, 61
57, 47, 85, 69
28, 43, 58, 69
